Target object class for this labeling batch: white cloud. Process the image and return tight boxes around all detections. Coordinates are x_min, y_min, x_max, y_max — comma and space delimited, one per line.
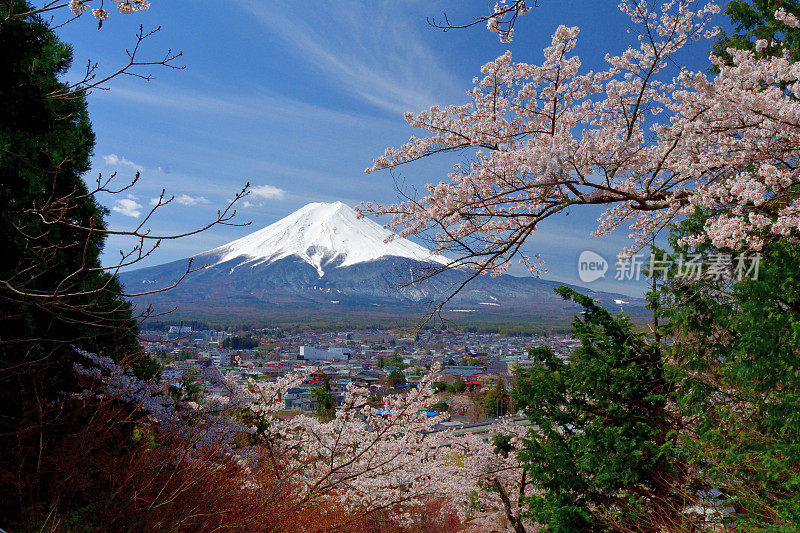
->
112, 198, 143, 218
148, 194, 210, 207
250, 184, 286, 200
175, 194, 211, 206
103, 154, 145, 173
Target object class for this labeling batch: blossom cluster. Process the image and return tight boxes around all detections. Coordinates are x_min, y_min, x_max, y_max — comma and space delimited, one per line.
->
67, 350, 530, 530
68, 0, 150, 21
486, 1, 532, 43
364, 1, 800, 275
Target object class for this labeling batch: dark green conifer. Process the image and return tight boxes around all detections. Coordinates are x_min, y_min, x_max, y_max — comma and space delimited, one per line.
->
514, 287, 680, 532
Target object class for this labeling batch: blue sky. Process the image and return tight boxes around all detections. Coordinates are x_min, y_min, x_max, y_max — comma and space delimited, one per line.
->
53, 1, 725, 296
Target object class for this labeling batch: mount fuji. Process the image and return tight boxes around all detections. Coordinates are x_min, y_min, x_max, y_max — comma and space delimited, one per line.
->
118, 202, 645, 324
206, 201, 448, 277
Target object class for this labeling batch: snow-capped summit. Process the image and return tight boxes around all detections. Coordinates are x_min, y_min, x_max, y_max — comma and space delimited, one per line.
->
205, 201, 447, 276
120, 200, 646, 322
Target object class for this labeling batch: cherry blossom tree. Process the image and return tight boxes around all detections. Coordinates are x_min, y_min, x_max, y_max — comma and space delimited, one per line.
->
7, 0, 151, 26
235, 368, 531, 531
364, 0, 800, 293
448, 393, 475, 416
69, 350, 534, 530
428, 0, 535, 43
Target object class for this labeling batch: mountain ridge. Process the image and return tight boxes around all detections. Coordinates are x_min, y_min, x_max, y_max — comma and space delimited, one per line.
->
119, 202, 647, 324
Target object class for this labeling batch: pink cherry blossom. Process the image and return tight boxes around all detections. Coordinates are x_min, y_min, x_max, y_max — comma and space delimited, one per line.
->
365, 1, 800, 275
68, 350, 530, 530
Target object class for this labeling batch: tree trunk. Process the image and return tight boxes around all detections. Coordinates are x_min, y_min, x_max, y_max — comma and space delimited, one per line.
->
492, 478, 526, 533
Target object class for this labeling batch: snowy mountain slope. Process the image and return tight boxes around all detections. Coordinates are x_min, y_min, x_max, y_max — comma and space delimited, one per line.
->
118, 201, 647, 323
203, 201, 447, 277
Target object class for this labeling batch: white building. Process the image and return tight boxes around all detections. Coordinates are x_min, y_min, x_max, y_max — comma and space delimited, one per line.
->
300, 346, 349, 361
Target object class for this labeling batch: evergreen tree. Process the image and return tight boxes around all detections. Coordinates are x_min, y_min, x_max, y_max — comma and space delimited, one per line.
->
386, 368, 407, 390
712, 0, 800, 64
662, 227, 800, 528
451, 378, 466, 393
0, 3, 154, 524
0, 0, 147, 378
664, 3, 800, 526
514, 287, 681, 532
484, 378, 511, 418
313, 372, 336, 422
221, 336, 259, 349
181, 366, 203, 402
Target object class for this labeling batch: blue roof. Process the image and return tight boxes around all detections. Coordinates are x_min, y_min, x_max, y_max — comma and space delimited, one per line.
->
373, 409, 439, 418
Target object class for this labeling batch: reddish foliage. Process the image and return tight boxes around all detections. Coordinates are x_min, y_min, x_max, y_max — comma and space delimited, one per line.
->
0, 393, 462, 532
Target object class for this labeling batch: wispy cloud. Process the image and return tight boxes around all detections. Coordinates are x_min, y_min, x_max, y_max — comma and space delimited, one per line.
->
250, 184, 286, 200
237, 0, 462, 115
103, 153, 144, 173
112, 198, 143, 218
101, 84, 397, 132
